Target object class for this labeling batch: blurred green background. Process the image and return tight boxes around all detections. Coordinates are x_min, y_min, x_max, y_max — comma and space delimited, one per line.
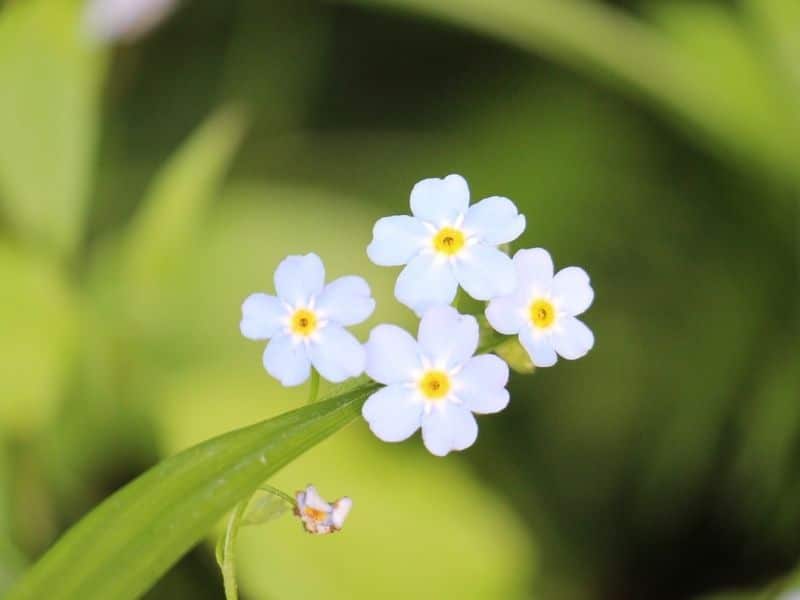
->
0, 0, 798, 598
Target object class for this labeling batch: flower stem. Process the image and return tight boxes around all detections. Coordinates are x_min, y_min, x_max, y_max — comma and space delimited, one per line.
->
259, 483, 296, 508
307, 369, 320, 404
220, 499, 248, 600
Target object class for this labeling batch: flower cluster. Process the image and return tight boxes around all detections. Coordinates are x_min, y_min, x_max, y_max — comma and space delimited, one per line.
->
242, 174, 594, 456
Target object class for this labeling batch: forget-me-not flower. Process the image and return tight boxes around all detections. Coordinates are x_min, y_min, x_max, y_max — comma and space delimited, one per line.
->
240, 253, 375, 386
486, 248, 594, 367
294, 485, 352, 535
367, 174, 525, 315
362, 306, 510, 456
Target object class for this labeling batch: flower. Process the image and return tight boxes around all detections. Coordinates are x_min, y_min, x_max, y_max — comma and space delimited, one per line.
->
486, 248, 594, 367
362, 305, 510, 456
367, 174, 525, 315
83, 0, 180, 42
294, 485, 353, 535
240, 253, 375, 386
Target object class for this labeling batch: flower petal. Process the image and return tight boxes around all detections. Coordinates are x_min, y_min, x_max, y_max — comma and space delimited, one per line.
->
240, 293, 285, 340
316, 276, 375, 326
308, 325, 366, 383
417, 305, 478, 369
394, 253, 458, 315
551, 316, 594, 360
331, 498, 352, 529
409, 174, 470, 225
463, 196, 526, 245
262, 334, 311, 386
514, 248, 553, 291
303, 485, 331, 512
519, 327, 557, 368
366, 215, 429, 266
485, 288, 528, 335
552, 266, 594, 316
453, 244, 517, 301
364, 324, 422, 385
362, 384, 423, 442
274, 253, 325, 306
421, 405, 478, 456
455, 355, 510, 414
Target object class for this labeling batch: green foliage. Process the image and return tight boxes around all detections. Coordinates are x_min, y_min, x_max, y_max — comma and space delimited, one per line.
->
5, 384, 377, 600
0, 0, 106, 256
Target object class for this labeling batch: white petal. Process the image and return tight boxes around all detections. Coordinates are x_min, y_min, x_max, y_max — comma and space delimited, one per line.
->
331, 497, 352, 528
316, 276, 375, 326
485, 288, 528, 335
263, 334, 311, 386
364, 325, 422, 385
453, 244, 517, 301
303, 485, 331, 512
552, 267, 594, 316
240, 293, 285, 340
514, 248, 553, 290
309, 326, 366, 383
551, 317, 594, 360
83, 0, 178, 42
409, 174, 470, 225
362, 385, 423, 442
417, 305, 478, 369
274, 253, 325, 306
519, 327, 557, 368
463, 196, 526, 245
421, 405, 478, 457
455, 355, 510, 414
394, 253, 458, 315
366, 216, 428, 266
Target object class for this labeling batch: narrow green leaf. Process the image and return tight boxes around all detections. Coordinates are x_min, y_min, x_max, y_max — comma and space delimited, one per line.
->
6, 382, 378, 600
0, 0, 106, 256
122, 105, 248, 287
348, 0, 800, 183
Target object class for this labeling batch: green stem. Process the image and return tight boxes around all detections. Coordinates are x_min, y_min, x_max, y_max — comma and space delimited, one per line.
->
259, 483, 296, 508
220, 499, 248, 600
307, 369, 320, 404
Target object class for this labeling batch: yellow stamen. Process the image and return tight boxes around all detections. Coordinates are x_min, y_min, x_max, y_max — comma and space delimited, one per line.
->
433, 227, 465, 256
303, 506, 328, 522
529, 299, 556, 329
419, 370, 451, 400
290, 308, 318, 336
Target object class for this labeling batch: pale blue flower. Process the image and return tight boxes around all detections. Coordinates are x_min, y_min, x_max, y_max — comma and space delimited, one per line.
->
241, 253, 374, 386
362, 306, 510, 457
486, 248, 594, 367
367, 174, 525, 315
294, 485, 352, 535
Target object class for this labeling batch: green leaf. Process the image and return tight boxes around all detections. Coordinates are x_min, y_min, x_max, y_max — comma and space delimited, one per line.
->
0, 0, 106, 256
121, 105, 248, 288
494, 337, 535, 375
349, 0, 800, 184
0, 241, 78, 435
5, 382, 378, 600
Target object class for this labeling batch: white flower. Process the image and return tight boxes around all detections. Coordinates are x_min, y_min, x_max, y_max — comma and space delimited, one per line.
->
362, 305, 510, 457
294, 485, 353, 535
83, 0, 179, 42
367, 174, 525, 315
240, 253, 375, 386
486, 248, 594, 367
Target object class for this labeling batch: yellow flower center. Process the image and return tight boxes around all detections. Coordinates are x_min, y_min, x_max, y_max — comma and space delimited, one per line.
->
303, 506, 328, 523
433, 227, 465, 256
529, 299, 556, 329
290, 308, 318, 336
419, 370, 451, 400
